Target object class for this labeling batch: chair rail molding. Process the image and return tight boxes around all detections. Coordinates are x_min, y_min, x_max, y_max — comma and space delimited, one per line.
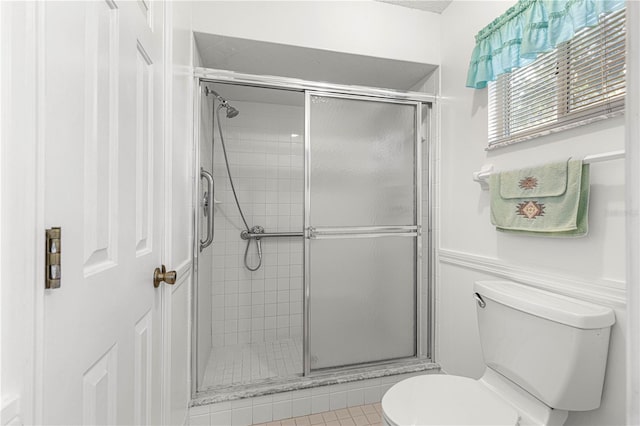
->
438, 248, 626, 308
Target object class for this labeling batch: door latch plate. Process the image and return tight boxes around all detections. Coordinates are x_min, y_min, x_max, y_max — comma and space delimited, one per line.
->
45, 227, 61, 289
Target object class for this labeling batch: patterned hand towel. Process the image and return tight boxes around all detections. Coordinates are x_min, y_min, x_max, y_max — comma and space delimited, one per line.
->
489, 159, 590, 237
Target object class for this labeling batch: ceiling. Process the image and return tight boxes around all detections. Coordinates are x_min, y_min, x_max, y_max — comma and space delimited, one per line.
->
376, 0, 452, 14
194, 33, 437, 92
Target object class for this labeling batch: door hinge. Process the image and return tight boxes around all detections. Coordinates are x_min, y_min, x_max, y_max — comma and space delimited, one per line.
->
45, 227, 61, 289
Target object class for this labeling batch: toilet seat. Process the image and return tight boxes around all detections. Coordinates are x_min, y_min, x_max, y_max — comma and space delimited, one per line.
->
382, 375, 519, 426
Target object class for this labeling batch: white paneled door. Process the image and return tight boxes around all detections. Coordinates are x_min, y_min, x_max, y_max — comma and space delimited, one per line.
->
43, 2, 167, 424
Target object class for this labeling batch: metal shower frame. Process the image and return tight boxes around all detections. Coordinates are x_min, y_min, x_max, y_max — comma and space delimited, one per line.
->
191, 68, 437, 397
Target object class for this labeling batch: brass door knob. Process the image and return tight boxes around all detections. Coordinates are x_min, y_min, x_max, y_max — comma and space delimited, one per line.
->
154, 265, 177, 288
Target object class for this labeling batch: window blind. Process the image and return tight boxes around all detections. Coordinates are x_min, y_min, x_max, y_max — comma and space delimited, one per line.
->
488, 8, 625, 149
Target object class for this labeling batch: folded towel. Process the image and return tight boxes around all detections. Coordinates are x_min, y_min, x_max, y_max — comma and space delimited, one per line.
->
489, 159, 590, 237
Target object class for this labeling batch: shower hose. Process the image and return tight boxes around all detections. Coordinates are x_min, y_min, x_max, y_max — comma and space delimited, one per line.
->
215, 105, 263, 271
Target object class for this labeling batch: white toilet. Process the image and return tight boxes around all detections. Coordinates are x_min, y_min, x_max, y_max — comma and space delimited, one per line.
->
382, 281, 616, 426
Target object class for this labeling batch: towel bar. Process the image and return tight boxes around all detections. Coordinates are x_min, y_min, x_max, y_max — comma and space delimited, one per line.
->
473, 150, 625, 190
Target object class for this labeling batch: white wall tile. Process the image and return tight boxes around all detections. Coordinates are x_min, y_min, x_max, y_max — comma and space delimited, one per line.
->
190, 413, 210, 425
291, 389, 312, 399
291, 397, 311, 417
190, 404, 210, 416
363, 386, 381, 404
238, 332, 251, 344
231, 406, 252, 426
311, 394, 330, 414
347, 388, 364, 407
380, 383, 394, 397
264, 329, 277, 341
210, 410, 231, 426
273, 391, 293, 402
252, 404, 272, 424
329, 391, 347, 410
231, 399, 251, 409
311, 385, 330, 396
272, 400, 292, 421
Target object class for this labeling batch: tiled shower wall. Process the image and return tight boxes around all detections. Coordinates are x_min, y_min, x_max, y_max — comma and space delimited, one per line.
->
211, 100, 305, 348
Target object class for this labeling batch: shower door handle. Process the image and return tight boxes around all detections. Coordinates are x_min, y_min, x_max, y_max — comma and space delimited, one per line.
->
200, 168, 214, 251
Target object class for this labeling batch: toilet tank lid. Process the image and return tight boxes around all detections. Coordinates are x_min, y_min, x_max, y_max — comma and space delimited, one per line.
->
474, 281, 615, 329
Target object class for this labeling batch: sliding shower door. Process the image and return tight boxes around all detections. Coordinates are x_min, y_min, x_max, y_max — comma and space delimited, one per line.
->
305, 93, 420, 372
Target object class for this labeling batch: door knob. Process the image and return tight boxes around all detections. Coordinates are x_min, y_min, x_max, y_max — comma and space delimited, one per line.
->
154, 265, 177, 288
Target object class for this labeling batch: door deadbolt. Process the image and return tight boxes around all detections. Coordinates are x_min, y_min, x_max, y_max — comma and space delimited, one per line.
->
154, 265, 177, 288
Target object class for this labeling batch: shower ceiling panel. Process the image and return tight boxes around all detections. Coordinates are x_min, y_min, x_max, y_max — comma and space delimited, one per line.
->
194, 33, 437, 91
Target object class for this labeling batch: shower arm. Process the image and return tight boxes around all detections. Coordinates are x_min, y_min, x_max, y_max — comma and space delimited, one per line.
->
205, 87, 229, 105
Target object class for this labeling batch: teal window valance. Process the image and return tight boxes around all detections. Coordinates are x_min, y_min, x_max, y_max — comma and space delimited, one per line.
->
466, 0, 625, 89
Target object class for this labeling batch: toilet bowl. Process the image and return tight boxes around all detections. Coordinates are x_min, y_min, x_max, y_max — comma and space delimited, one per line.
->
381, 369, 570, 426
382, 374, 519, 426
381, 281, 615, 426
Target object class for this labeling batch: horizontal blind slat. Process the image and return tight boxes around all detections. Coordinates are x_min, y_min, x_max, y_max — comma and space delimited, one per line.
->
488, 7, 626, 147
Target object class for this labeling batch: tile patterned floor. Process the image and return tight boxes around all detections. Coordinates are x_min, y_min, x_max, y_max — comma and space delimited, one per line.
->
252, 403, 384, 426
203, 338, 303, 387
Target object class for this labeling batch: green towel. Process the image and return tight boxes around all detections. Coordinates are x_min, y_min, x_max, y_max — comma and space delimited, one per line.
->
489, 159, 590, 237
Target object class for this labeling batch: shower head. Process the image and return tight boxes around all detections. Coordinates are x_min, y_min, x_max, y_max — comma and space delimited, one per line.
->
225, 105, 240, 119
204, 87, 240, 119
217, 102, 240, 119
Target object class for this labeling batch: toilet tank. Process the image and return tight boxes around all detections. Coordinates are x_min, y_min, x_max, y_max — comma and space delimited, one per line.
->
474, 281, 615, 411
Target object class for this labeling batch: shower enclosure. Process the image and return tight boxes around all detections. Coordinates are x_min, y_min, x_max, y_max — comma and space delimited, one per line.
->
193, 69, 434, 397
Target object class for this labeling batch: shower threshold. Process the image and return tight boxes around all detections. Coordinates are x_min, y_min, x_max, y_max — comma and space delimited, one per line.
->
191, 356, 439, 407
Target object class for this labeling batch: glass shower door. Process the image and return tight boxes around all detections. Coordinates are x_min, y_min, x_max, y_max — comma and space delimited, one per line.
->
305, 93, 420, 372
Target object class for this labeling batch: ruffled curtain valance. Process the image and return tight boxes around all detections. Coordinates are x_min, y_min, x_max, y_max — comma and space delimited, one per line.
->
466, 0, 625, 89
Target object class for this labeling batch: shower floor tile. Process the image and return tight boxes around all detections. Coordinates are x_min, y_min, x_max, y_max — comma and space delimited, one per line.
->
202, 337, 303, 387
252, 403, 384, 426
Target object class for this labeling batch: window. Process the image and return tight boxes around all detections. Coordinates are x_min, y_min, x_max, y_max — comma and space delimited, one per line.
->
488, 8, 625, 149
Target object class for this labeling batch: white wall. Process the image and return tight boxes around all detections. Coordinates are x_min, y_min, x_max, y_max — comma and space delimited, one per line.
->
626, 3, 640, 423
438, 2, 626, 425
191, 0, 440, 65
